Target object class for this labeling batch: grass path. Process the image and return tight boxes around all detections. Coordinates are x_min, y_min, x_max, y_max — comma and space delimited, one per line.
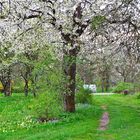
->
93, 93, 115, 95
95, 95, 140, 140
99, 105, 109, 130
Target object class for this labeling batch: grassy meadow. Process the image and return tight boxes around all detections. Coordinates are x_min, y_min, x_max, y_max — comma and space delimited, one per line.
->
0, 93, 140, 140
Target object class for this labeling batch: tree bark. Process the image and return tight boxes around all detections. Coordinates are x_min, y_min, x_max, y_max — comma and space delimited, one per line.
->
63, 48, 77, 112
105, 70, 110, 92
3, 79, 11, 96
1, 69, 12, 96
101, 81, 104, 92
31, 78, 36, 97
21, 65, 32, 96
105, 78, 110, 92
24, 80, 29, 96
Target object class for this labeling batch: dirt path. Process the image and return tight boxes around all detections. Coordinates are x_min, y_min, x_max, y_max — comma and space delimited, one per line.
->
99, 105, 109, 130
93, 93, 115, 95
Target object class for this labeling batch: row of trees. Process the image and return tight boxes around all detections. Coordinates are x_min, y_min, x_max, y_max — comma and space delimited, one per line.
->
0, 0, 140, 112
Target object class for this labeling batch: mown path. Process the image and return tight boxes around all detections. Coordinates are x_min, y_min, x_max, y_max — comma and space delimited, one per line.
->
95, 95, 140, 140
99, 105, 109, 130
93, 93, 115, 95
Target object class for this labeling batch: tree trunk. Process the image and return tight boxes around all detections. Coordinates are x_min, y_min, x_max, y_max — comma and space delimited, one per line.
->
105, 71, 110, 92
105, 79, 110, 92
31, 78, 36, 97
32, 88, 36, 97
24, 80, 29, 96
2, 69, 12, 96
101, 75, 105, 92
101, 82, 104, 92
123, 76, 127, 82
4, 79, 11, 96
63, 48, 77, 112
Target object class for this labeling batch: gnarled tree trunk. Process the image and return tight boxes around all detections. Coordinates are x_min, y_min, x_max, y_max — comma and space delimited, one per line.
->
3, 79, 11, 96
1, 69, 12, 96
63, 48, 77, 112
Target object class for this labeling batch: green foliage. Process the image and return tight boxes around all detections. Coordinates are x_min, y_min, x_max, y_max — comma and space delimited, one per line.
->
112, 82, 134, 93
137, 94, 140, 99
136, 93, 140, 99
12, 80, 31, 93
75, 75, 94, 104
29, 90, 62, 120
76, 88, 93, 104
92, 15, 106, 30
26, 45, 63, 95
76, 74, 84, 91
133, 83, 140, 92
0, 82, 3, 92
12, 86, 24, 93
12, 82, 24, 93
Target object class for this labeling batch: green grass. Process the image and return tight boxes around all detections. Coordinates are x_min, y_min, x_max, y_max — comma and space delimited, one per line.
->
94, 94, 140, 140
0, 93, 102, 140
0, 93, 140, 140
